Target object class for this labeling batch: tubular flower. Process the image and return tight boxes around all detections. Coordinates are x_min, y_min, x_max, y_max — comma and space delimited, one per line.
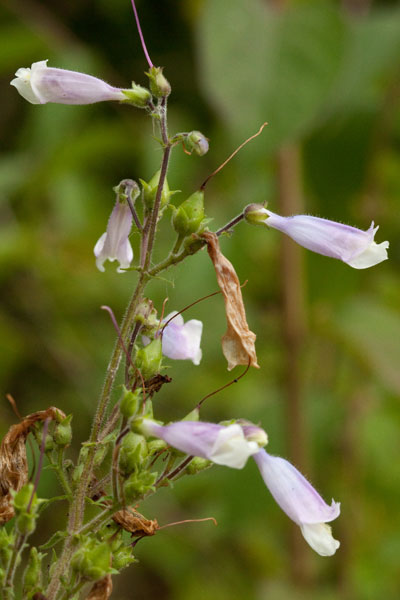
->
253, 450, 340, 556
10, 60, 127, 105
141, 420, 266, 469
94, 201, 133, 273
162, 312, 203, 365
246, 206, 388, 269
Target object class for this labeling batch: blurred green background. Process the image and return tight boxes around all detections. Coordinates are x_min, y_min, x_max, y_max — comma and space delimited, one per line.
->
1, 0, 400, 598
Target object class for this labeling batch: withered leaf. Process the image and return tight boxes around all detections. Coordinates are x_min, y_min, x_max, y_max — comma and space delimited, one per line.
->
202, 232, 259, 370
112, 507, 158, 537
85, 574, 113, 600
0, 407, 66, 524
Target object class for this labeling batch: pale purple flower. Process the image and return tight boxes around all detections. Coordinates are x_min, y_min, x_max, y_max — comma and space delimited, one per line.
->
253, 450, 340, 556
253, 207, 388, 269
94, 201, 133, 273
161, 312, 203, 365
141, 420, 266, 469
10, 60, 126, 105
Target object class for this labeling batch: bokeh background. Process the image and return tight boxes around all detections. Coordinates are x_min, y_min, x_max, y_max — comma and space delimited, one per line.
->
1, 0, 400, 598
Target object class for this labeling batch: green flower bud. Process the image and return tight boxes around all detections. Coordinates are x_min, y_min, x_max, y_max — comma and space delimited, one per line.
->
72, 541, 112, 581
54, 414, 73, 447
16, 512, 36, 535
244, 203, 268, 225
120, 388, 141, 419
12, 483, 34, 513
185, 131, 209, 156
122, 83, 152, 107
136, 338, 162, 380
119, 433, 148, 476
0, 529, 15, 566
185, 457, 212, 475
23, 547, 44, 595
172, 191, 205, 236
147, 66, 171, 98
123, 471, 157, 503
140, 170, 177, 210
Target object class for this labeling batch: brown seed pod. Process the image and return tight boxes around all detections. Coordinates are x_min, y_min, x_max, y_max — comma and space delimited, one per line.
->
0, 407, 66, 523
202, 232, 259, 371
112, 507, 158, 537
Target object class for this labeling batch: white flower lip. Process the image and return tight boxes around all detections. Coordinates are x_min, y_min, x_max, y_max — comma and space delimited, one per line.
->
161, 312, 203, 365
253, 450, 340, 556
94, 201, 133, 273
259, 209, 389, 269
11, 60, 126, 105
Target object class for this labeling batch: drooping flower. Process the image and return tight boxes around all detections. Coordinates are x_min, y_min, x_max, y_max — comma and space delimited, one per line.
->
161, 312, 203, 365
245, 205, 389, 269
141, 420, 266, 469
253, 450, 340, 556
10, 60, 127, 105
94, 200, 133, 273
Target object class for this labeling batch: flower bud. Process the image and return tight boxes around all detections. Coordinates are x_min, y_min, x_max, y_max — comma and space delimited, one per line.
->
16, 512, 36, 535
122, 83, 152, 107
140, 170, 177, 210
72, 541, 112, 581
147, 66, 171, 98
119, 433, 148, 476
120, 388, 141, 419
23, 547, 44, 595
123, 471, 157, 503
135, 338, 162, 379
10, 60, 127, 105
0, 529, 15, 566
185, 131, 209, 156
12, 483, 34, 513
53, 414, 73, 447
172, 191, 205, 236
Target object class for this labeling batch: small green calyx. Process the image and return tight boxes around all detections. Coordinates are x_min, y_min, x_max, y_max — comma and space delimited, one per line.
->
120, 387, 141, 419
114, 179, 140, 204
123, 470, 157, 503
140, 170, 178, 210
54, 414, 73, 447
244, 203, 268, 225
23, 547, 45, 595
135, 338, 162, 379
146, 66, 171, 98
71, 539, 113, 580
119, 432, 148, 476
12, 484, 44, 536
185, 457, 212, 475
172, 190, 206, 236
122, 83, 152, 107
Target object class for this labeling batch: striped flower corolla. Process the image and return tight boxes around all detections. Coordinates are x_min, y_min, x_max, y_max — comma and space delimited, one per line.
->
94, 200, 133, 273
10, 60, 127, 105
141, 420, 267, 469
246, 206, 388, 269
253, 450, 340, 556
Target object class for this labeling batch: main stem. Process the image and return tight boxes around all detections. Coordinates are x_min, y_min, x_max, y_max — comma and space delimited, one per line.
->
46, 95, 172, 600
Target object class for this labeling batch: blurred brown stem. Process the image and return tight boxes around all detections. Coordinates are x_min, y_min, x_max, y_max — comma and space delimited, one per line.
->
276, 144, 310, 584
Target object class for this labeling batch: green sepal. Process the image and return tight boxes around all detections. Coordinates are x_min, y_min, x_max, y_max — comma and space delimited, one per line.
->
140, 170, 179, 210
121, 83, 152, 107
119, 432, 148, 476
120, 387, 141, 419
54, 414, 73, 447
172, 191, 207, 236
135, 338, 162, 380
146, 66, 171, 98
23, 547, 45, 595
123, 470, 158, 503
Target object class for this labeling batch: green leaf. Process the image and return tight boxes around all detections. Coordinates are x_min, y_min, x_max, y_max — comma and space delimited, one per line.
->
198, 0, 347, 150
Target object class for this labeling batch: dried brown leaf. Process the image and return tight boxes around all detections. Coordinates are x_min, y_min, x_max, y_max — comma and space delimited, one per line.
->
0, 407, 66, 524
85, 574, 113, 600
112, 507, 158, 537
202, 232, 259, 370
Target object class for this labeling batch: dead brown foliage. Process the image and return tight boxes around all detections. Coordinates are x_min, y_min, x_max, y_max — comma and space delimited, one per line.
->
0, 407, 66, 523
85, 574, 113, 600
202, 232, 259, 370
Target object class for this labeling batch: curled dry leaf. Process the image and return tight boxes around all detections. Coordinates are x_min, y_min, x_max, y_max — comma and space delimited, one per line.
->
0, 407, 66, 524
85, 574, 113, 600
202, 232, 259, 370
112, 507, 158, 537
